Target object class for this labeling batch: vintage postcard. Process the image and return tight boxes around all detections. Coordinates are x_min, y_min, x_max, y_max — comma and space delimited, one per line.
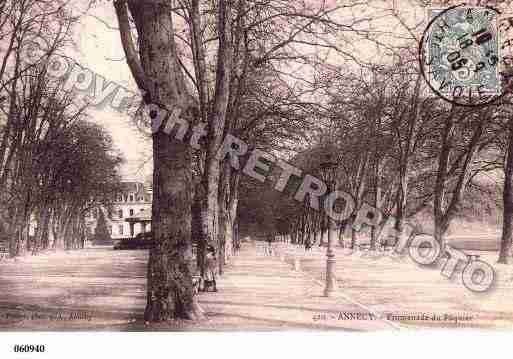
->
1, 0, 513, 353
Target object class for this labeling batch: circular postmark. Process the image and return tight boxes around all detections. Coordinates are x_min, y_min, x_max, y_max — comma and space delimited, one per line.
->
419, 4, 513, 107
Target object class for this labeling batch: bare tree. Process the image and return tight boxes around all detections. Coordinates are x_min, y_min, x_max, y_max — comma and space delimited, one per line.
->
114, 0, 202, 321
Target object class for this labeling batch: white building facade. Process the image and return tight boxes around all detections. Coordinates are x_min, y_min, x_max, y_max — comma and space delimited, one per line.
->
87, 181, 152, 240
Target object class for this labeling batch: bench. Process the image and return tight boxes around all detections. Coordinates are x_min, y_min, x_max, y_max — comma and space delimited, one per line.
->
358, 244, 371, 251
381, 244, 394, 252
0, 242, 8, 260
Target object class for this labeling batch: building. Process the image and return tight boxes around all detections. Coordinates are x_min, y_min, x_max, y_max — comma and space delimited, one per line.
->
86, 181, 152, 241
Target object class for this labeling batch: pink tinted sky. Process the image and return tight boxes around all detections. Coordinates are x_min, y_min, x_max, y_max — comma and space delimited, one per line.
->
75, 4, 152, 181
76, 0, 490, 181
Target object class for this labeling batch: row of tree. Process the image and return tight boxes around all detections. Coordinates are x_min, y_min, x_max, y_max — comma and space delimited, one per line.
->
110, 0, 361, 321
0, 0, 123, 256
276, 57, 513, 263
105, 0, 513, 322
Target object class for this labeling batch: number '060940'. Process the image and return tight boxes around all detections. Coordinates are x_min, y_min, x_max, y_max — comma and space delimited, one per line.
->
13, 345, 45, 353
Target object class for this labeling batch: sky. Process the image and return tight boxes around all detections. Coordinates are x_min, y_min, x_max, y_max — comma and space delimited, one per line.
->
70, 0, 411, 183
73, 3, 152, 182
70, 0, 513, 182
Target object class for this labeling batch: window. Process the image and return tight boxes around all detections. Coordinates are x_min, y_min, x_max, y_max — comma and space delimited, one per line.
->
129, 209, 134, 216
109, 226, 112, 234
129, 194, 134, 202
118, 209, 123, 218
118, 225, 124, 235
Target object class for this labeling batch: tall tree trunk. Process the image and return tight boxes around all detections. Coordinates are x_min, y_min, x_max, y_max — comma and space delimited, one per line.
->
9, 207, 29, 257
7, 207, 17, 257
54, 209, 72, 250
199, 0, 234, 269
146, 131, 200, 320
202, 157, 221, 257
314, 222, 320, 247
370, 160, 382, 250
226, 172, 239, 260
394, 165, 409, 247
17, 220, 29, 256
393, 78, 418, 246
351, 226, 357, 250
33, 206, 50, 254
62, 212, 75, 250
338, 223, 345, 248
193, 183, 206, 275
217, 160, 231, 275
319, 216, 326, 247
499, 121, 513, 264
433, 114, 454, 249
291, 219, 297, 244
218, 159, 237, 271
233, 217, 240, 253
434, 112, 484, 249
50, 210, 60, 249
115, 0, 203, 321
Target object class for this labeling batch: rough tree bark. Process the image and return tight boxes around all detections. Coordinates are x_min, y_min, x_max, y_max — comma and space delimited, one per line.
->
217, 159, 231, 274
394, 77, 423, 242
499, 119, 513, 264
199, 0, 234, 271
227, 172, 239, 257
114, 0, 203, 321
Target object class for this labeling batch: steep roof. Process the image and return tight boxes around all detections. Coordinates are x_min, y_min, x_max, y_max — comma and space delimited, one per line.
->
117, 181, 152, 202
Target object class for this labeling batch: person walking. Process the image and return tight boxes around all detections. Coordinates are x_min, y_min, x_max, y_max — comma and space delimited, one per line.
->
266, 232, 274, 256
203, 245, 218, 292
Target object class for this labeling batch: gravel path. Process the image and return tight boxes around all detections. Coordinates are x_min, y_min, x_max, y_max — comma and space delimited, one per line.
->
0, 244, 393, 331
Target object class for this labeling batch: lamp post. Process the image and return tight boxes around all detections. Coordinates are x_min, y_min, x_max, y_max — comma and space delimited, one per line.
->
319, 152, 338, 297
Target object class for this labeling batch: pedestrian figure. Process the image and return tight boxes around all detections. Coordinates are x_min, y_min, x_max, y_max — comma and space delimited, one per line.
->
266, 232, 274, 256
305, 238, 312, 251
202, 245, 218, 292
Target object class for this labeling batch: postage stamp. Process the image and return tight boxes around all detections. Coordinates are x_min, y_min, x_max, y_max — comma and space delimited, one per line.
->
419, 5, 511, 106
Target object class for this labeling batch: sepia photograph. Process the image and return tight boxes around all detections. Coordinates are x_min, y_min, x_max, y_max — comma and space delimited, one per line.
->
1, 0, 513, 356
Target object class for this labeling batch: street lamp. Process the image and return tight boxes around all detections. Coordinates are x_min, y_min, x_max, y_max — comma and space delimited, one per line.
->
319, 152, 338, 297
